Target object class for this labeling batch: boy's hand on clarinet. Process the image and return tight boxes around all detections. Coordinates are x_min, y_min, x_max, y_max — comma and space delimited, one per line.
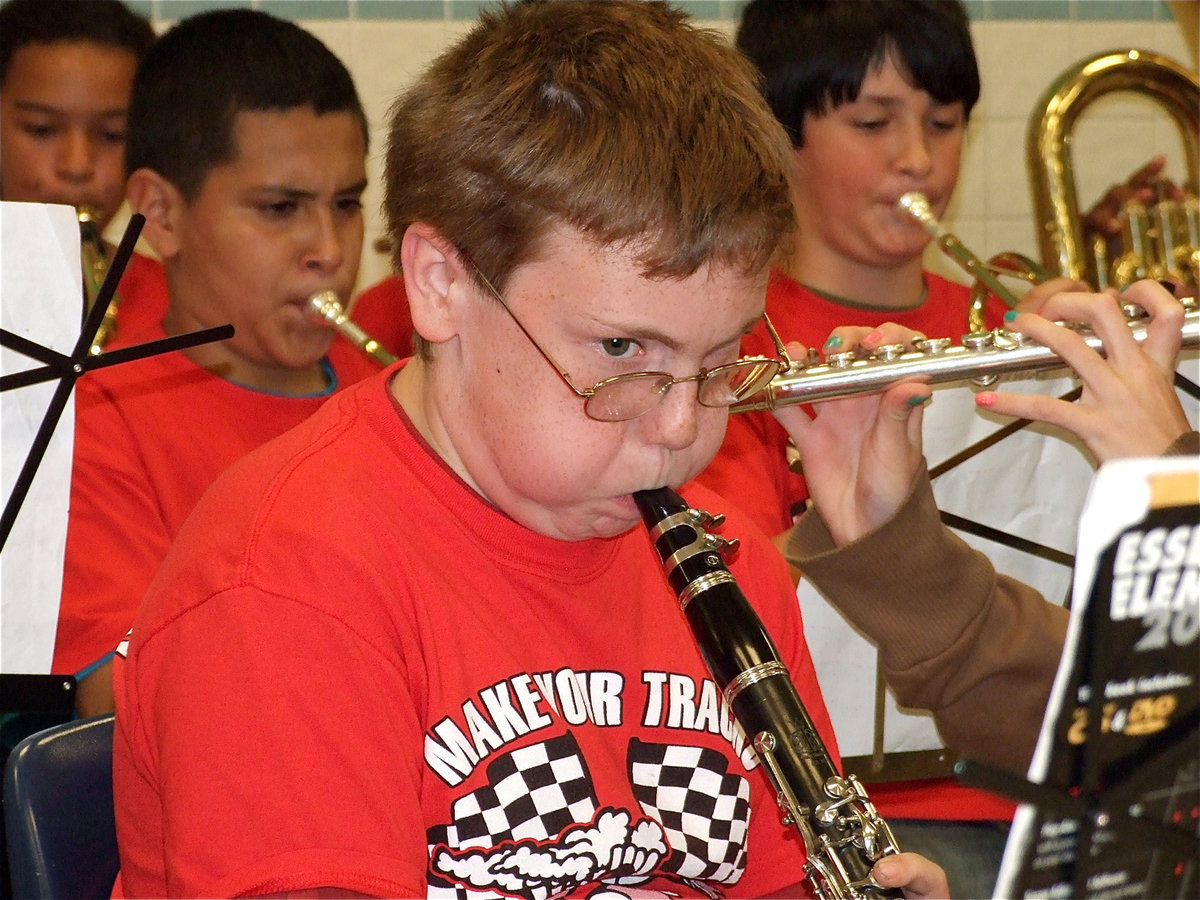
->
772, 323, 931, 547
977, 281, 1190, 462
872, 852, 951, 899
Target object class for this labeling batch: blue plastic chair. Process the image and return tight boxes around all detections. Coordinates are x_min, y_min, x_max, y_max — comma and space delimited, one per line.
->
3, 714, 118, 899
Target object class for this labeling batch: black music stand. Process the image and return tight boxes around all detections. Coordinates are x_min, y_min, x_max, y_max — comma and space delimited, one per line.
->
1, 212, 232, 712
0, 212, 233, 550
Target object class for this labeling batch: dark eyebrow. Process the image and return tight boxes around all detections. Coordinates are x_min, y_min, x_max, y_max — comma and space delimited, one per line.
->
256, 179, 368, 200
338, 179, 369, 196
13, 100, 127, 118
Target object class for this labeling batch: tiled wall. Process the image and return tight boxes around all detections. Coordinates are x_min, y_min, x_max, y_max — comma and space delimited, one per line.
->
127, 0, 1197, 293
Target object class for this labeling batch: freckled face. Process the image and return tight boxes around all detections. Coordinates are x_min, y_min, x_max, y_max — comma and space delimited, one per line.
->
0, 41, 138, 229
791, 54, 965, 268
435, 229, 769, 541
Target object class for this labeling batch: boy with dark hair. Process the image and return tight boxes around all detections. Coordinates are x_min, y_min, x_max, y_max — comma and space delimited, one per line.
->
0, 0, 166, 344
111, 2, 948, 896
0, 0, 154, 231
697, 2, 1190, 896
695, 2, 1079, 894
700, 0, 1085, 540
53, 9, 378, 716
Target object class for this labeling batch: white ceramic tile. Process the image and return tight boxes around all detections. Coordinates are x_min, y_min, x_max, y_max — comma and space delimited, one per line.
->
299, 20, 354, 66
342, 20, 476, 292
972, 22, 1074, 120
981, 119, 1033, 219
1069, 21, 1166, 63
951, 123, 990, 221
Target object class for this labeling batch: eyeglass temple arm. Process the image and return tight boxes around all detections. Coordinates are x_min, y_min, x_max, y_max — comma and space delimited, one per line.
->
468, 261, 593, 399
761, 313, 793, 368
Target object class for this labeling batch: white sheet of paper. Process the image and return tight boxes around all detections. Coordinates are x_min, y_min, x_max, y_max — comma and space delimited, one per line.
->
1, 202, 80, 673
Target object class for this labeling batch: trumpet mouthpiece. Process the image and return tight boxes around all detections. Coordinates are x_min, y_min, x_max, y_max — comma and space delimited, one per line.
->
897, 192, 932, 221
305, 289, 399, 367
307, 290, 346, 324
898, 192, 945, 241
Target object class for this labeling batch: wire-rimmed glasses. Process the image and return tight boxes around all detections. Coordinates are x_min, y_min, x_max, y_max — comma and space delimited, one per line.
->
469, 264, 791, 422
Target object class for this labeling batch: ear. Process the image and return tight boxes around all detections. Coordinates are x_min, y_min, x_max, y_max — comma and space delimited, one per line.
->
400, 223, 472, 346
124, 168, 186, 261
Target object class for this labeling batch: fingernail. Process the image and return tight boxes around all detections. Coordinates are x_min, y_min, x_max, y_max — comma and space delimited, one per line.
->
872, 858, 898, 885
976, 392, 996, 407
907, 395, 931, 407
1004, 309, 1019, 323
823, 335, 842, 351
864, 330, 882, 345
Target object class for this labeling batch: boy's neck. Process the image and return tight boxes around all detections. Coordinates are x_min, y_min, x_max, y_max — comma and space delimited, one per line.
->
162, 310, 332, 397
389, 358, 485, 499
782, 245, 928, 311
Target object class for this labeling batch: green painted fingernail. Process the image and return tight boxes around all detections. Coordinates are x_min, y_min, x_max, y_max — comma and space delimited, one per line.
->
1004, 309, 1019, 322
823, 335, 842, 350
907, 395, 931, 407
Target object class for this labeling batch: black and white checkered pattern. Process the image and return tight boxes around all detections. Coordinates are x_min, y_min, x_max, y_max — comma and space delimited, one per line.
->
628, 738, 750, 884
434, 732, 597, 848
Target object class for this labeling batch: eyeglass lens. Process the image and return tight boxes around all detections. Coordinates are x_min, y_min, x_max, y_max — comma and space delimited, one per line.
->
583, 359, 780, 421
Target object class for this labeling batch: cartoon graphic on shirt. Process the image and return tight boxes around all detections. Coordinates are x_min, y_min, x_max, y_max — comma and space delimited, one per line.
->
427, 733, 750, 898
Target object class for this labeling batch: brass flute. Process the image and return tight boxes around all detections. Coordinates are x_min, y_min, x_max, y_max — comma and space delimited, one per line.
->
733, 305, 1198, 413
307, 290, 398, 366
636, 486, 902, 900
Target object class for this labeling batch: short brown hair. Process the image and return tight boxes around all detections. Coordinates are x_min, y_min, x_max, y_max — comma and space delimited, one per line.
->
384, 0, 795, 355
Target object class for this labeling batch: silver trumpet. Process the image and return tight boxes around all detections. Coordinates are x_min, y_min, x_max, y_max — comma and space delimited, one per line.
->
307, 290, 398, 366
732, 302, 1199, 413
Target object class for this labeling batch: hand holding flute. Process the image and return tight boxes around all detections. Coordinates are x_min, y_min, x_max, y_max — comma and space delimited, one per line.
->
975, 281, 1192, 463
773, 280, 1194, 548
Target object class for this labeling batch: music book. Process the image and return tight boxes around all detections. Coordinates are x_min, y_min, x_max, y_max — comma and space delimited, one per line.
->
993, 454, 1199, 899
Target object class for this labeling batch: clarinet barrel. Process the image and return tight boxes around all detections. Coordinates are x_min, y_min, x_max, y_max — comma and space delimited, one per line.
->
636, 486, 902, 900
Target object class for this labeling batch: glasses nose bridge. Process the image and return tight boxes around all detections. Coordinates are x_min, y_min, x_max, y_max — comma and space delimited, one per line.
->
667, 368, 708, 391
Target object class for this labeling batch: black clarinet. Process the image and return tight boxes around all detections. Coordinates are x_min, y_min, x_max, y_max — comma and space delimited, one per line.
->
635, 486, 903, 900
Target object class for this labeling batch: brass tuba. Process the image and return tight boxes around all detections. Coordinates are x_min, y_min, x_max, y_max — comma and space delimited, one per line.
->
1027, 49, 1199, 289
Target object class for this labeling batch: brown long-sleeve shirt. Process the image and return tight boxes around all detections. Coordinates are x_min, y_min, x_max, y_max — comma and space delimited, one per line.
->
786, 431, 1199, 774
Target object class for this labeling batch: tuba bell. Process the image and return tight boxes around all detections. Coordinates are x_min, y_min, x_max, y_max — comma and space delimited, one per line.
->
1027, 49, 1199, 289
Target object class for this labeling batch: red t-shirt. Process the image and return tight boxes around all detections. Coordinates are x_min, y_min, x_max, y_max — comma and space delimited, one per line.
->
106, 252, 169, 350
52, 327, 379, 675
349, 273, 413, 361
114, 368, 837, 898
696, 269, 1013, 824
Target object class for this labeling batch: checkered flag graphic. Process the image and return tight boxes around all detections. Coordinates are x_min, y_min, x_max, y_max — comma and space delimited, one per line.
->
628, 738, 750, 883
429, 732, 597, 849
